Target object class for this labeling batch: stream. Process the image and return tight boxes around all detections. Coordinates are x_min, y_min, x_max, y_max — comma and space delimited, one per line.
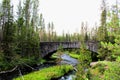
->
60, 54, 78, 66
39, 53, 78, 80
38, 53, 78, 80
0, 53, 78, 80
58, 54, 78, 80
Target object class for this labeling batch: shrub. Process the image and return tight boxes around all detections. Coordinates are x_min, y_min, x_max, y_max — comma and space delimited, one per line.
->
89, 61, 120, 80
75, 48, 92, 80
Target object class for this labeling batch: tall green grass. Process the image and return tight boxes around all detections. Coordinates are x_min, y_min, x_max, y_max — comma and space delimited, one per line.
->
14, 65, 73, 80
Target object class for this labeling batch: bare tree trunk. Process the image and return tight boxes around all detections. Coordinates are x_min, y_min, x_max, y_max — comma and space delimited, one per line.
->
0, 28, 3, 50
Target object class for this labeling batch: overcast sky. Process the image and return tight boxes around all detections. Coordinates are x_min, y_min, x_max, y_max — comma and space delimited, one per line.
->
39, 0, 116, 35
0, 0, 117, 35
40, 0, 100, 35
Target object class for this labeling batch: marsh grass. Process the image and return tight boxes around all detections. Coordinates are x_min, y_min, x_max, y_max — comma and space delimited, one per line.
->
14, 64, 73, 80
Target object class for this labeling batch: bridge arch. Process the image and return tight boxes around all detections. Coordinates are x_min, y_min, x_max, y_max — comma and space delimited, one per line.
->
40, 41, 98, 58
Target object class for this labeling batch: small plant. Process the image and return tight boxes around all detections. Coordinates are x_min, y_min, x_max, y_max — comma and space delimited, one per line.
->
116, 56, 120, 62
76, 47, 92, 80
56, 44, 63, 65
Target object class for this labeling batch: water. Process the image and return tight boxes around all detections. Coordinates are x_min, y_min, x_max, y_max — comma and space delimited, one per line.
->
0, 53, 78, 80
60, 54, 78, 66
58, 54, 78, 80
59, 70, 76, 80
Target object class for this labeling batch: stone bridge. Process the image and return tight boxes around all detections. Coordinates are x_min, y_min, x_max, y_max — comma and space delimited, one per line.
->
40, 41, 98, 58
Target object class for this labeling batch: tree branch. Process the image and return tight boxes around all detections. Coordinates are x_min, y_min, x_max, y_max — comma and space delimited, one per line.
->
18, 68, 24, 80
23, 63, 37, 70
0, 66, 18, 74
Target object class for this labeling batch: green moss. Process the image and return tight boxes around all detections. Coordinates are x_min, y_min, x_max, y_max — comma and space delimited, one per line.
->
14, 65, 73, 80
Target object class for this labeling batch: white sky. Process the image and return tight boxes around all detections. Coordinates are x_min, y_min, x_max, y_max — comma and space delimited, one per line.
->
0, 0, 117, 35
39, 0, 116, 35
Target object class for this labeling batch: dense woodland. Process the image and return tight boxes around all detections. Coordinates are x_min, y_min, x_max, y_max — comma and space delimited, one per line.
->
0, 0, 120, 80
0, 0, 94, 71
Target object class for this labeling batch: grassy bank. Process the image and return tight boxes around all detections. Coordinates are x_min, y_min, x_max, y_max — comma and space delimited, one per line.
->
66, 51, 80, 59
14, 64, 73, 80
51, 50, 80, 59
89, 61, 120, 80
69, 53, 80, 59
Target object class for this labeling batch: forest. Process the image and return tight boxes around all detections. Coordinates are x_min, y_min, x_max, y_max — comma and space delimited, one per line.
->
0, 0, 120, 80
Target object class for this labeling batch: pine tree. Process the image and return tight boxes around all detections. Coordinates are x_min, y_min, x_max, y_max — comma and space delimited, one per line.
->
1, 0, 17, 61
0, 3, 2, 50
97, 0, 108, 41
32, 0, 39, 30
21, 0, 40, 57
51, 22, 54, 41
39, 14, 47, 41
48, 22, 51, 41
98, 0, 120, 60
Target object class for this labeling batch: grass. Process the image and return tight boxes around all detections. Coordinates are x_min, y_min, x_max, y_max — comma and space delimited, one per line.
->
89, 61, 120, 80
51, 53, 58, 59
13, 64, 73, 80
69, 53, 80, 59
67, 52, 80, 59
51, 50, 80, 59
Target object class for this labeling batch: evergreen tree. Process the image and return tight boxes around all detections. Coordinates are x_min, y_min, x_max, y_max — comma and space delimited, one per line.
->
97, 0, 108, 41
39, 14, 47, 41
32, 0, 39, 30
1, 0, 16, 61
98, 0, 120, 61
23, 0, 31, 28
21, 0, 40, 58
90, 23, 98, 41
0, 3, 2, 50
48, 22, 51, 41
51, 22, 54, 41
